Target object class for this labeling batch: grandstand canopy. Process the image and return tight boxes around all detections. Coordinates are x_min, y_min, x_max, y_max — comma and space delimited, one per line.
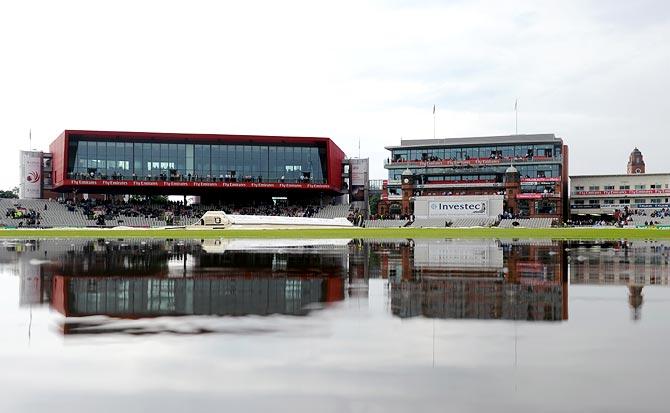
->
47, 130, 347, 200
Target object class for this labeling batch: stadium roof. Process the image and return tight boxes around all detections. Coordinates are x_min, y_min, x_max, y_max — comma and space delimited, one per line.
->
570, 173, 670, 179
385, 134, 562, 150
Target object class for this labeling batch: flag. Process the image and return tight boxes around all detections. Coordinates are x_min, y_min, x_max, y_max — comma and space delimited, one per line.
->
433, 104, 435, 115
514, 99, 518, 111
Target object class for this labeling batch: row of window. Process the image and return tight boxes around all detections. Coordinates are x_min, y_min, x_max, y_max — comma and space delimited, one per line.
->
67, 140, 327, 183
389, 164, 561, 181
391, 144, 562, 162
574, 184, 669, 191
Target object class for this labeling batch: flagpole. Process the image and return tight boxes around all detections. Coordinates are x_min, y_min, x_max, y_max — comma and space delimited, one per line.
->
514, 99, 518, 135
433, 105, 436, 139
29, 128, 32, 150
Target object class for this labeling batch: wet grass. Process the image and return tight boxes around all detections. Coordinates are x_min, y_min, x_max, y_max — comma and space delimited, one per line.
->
0, 226, 669, 240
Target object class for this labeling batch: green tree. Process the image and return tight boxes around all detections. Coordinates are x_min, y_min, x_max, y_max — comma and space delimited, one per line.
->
0, 189, 18, 199
368, 194, 380, 215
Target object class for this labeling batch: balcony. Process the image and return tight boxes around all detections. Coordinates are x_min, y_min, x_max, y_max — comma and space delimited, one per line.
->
385, 155, 562, 168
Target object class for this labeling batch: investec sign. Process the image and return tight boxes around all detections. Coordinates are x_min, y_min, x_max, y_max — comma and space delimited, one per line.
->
429, 200, 488, 216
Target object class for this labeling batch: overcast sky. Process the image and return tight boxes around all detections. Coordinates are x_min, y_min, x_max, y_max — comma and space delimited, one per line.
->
1, 0, 669, 188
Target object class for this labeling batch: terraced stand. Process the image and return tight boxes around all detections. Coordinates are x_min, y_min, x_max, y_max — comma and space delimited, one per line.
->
498, 218, 556, 228
410, 217, 498, 228
364, 219, 410, 228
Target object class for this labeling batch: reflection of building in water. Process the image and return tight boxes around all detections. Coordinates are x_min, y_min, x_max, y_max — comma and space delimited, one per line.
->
0, 239, 350, 329
569, 241, 670, 286
51, 275, 344, 318
387, 239, 568, 321
569, 241, 670, 320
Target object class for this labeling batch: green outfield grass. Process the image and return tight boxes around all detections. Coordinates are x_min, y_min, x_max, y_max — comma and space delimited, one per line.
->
0, 226, 669, 240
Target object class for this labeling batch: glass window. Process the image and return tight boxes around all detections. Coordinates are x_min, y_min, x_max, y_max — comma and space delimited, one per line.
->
177, 144, 186, 174
185, 144, 194, 176
235, 145, 244, 173
260, 146, 268, 179
87, 141, 96, 170
214, 145, 223, 176
269, 146, 276, 180
133, 143, 141, 176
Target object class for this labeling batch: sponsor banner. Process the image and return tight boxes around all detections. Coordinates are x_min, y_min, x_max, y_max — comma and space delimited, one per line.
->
636, 203, 670, 208
575, 189, 670, 196
390, 156, 555, 168
349, 158, 369, 201
61, 179, 333, 191
574, 203, 670, 210
419, 182, 503, 189
429, 200, 488, 216
19, 151, 42, 199
516, 193, 560, 199
350, 158, 369, 187
521, 177, 561, 183
571, 204, 600, 209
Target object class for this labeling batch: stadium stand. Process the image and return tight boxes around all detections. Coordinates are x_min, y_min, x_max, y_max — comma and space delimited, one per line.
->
498, 218, 555, 228
0, 198, 353, 228
410, 217, 498, 228
313, 204, 351, 219
364, 219, 410, 228
628, 215, 670, 226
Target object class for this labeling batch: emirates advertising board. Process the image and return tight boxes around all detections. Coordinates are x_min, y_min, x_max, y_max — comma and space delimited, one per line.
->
428, 200, 488, 216
19, 151, 42, 199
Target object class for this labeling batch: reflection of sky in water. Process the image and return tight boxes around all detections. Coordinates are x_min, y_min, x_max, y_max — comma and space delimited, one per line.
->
0, 238, 669, 413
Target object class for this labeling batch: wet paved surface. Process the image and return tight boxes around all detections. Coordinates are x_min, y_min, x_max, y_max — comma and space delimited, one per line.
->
1, 238, 669, 412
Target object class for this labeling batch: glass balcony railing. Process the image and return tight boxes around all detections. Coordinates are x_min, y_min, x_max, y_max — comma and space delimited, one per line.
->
385, 155, 562, 167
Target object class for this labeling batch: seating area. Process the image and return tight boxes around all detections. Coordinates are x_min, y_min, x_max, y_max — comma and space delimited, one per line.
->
313, 204, 351, 219
364, 219, 410, 228
1, 199, 91, 227
628, 215, 670, 226
410, 217, 498, 228
0, 198, 355, 228
498, 218, 555, 228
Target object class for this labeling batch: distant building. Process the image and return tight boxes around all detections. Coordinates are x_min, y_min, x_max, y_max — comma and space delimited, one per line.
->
379, 134, 569, 221
627, 147, 646, 175
570, 148, 670, 219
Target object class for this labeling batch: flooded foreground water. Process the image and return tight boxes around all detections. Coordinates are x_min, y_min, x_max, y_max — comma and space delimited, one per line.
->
1, 238, 669, 412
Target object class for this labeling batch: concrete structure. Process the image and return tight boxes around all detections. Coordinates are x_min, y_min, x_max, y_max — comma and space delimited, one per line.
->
627, 147, 646, 174
45, 130, 348, 204
380, 134, 569, 221
18, 150, 53, 199
570, 148, 670, 218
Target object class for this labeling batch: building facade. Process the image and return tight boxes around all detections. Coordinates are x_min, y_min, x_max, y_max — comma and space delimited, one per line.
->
380, 134, 569, 221
570, 173, 670, 217
570, 148, 670, 218
45, 130, 348, 203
